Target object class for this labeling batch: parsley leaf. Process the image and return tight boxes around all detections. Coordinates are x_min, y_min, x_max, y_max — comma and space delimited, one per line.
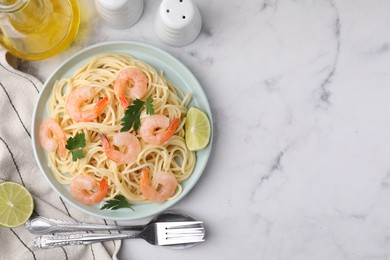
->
100, 195, 135, 211
71, 149, 84, 161
120, 97, 155, 132
145, 96, 155, 115
65, 133, 86, 161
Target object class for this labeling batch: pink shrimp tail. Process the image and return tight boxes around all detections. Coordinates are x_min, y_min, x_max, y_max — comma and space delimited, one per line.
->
168, 117, 180, 134
119, 96, 129, 109
57, 139, 67, 157
141, 168, 149, 180
99, 134, 110, 150
94, 96, 108, 115
140, 168, 150, 191
159, 117, 180, 144
99, 178, 108, 195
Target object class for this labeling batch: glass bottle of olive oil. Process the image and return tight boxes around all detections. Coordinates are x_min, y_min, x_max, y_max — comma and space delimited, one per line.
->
0, 0, 80, 60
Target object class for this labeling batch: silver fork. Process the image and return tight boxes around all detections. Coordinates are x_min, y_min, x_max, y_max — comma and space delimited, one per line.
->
33, 221, 205, 248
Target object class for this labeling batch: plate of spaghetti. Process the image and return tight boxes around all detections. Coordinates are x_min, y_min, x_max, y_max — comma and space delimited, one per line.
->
32, 41, 212, 220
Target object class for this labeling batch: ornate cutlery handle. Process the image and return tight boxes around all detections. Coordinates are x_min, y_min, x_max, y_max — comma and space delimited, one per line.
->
33, 233, 137, 248
26, 217, 144, 234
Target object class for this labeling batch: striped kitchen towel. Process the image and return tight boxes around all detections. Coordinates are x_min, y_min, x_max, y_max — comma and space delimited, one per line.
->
0, 48, 121, 260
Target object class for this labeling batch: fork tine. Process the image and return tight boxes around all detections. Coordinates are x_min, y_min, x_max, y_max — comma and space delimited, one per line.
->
166, 227, 205, 236
159, 221, 203, 229
166, 233, 204, 239
161, 236, 205, 246
156, 221, 205, 246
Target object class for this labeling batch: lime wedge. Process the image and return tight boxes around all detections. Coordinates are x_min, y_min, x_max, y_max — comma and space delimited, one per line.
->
185, 107, 211, 151
0, 182, 34, 228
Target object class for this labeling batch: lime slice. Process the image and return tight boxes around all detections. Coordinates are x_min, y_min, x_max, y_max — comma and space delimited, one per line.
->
185, 107, 211, 151
0, 182, 34, 228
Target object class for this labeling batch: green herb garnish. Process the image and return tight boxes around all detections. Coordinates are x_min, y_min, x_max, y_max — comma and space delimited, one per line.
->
145, 96, 155, 115
120, 97, 155, 132
100, 195, 135, 211
65, 133, 86, 161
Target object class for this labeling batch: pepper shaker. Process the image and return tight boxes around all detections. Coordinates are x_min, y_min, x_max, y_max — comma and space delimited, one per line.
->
154, 0, 202, 46
95, 0, 144, 29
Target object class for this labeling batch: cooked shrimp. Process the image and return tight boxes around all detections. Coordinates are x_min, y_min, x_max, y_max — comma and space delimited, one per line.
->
140, 115, 179, 145
114, 67, 148, 108
140, 168, 178, 203
65, 86, 108, 122
39, 118, 66, 157
100, 132, 141, 164
70, 175, 108, 205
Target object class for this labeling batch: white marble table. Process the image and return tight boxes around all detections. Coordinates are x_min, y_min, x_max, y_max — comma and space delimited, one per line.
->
20, 0, 390, 259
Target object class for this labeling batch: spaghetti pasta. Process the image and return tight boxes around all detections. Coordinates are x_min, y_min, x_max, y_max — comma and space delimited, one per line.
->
44, 53, 196, 204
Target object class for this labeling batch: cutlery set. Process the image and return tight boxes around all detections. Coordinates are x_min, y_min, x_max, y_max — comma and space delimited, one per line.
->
26, 212, 205, 249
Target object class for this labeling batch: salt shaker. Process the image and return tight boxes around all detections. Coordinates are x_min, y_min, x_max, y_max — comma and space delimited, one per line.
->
154, 0, 202, 46
95, 0, 144, 29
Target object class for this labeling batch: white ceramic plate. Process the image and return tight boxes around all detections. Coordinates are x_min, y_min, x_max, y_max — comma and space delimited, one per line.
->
32, 41, 212, 220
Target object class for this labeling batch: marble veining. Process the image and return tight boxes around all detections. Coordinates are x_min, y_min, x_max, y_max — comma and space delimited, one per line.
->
317, 0, 340, 108
18, 0, 390, 259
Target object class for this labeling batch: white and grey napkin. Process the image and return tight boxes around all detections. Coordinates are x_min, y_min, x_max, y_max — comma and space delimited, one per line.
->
0, 48, 121, 260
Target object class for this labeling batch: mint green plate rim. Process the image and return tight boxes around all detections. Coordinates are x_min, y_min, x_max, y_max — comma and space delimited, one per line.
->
31, 41, 213, 220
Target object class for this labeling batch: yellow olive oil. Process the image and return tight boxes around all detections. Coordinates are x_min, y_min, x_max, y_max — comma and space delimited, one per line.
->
0, 0, 80, 60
